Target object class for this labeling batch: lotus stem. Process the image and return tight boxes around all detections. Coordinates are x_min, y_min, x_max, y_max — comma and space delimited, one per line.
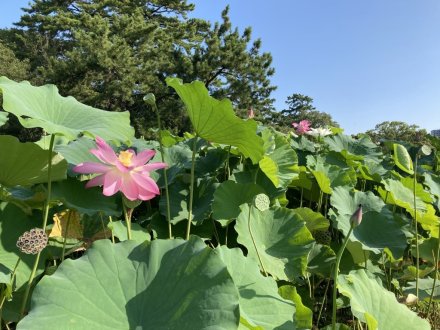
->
186, 135, 198, 240
122, 203, 132, 240
247, 204, 268, 276
332, 222, 354, 330
61, 210, 72, 262
21, 133, 56, 318
426, 218, 440, 317
413, 155, 420, 301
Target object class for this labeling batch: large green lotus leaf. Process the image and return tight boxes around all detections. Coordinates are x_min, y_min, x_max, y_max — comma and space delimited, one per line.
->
109, 220, 150, 242
195, 147, 229, 175
0, 185, 46, 215
0, 111, 8, 126
357, 160, 389, 183
293, 207, 329, 232
159, 177, 217, 225
289, 170, 313, 190
259, 129, 298, 188
338, 269, 430, 330
0, 135, 67, 187
166, 78, 263, 163
54, 137, 98, 165
307, 155, 357, 194
330, 187, 408, 258
324, 134, 382, 162
290, 135, 316, 153
400, 176, 432, 203
51, 177, 120, 216
307, 244, 336, 277
393, 143, 414, 175
216, 246, 295, 329
18, 237, 240, 330
0, 77, 134, 142
413, 237, 439, 264
212, 181, 265, 226
278, 285, 312, 330
232, 168, 285, 201
424, 172, 440, 197
417, 204, 439, 238
378, 178, 427, 217
235, 204, 315, 281
403, 278, 440, 301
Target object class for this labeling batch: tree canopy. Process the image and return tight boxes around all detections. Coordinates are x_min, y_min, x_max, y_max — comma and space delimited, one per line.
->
365, 121, 429, 145
1, 1, 275, 136
270, 93, 338, 132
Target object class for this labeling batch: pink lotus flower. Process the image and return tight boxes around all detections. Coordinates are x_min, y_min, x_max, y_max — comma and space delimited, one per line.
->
247, 108, 255, 119
292, 120, 311, 134
73, 137, 167, 201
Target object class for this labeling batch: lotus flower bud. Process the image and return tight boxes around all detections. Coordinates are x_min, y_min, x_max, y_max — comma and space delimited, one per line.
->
350, 204, 363, 227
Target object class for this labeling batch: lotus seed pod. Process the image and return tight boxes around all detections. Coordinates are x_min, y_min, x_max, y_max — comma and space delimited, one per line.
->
16, 228, 48, 255
253, 193, 270, 211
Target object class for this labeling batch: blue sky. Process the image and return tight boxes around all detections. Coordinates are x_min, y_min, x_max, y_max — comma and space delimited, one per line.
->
2, 1, 440, 134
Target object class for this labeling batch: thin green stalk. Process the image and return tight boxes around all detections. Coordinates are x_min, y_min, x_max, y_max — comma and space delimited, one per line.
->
186, 135, 198, 240
300, 187, 304, 208
211, 218, 220, 246
426, 220, 440, 317
413, 155, 420, 300
224, 224, 229, 246
20, 133, 56, 318
155, 112, 172, 238
98, 212, 108, 240
332, 223, 354, 330
306, 275, 312, 298
317, 190, 323, 212
316, 278, 331, 326
123, 204, 132, 240
108, 216, 115, 244
224, 146, 231, 179
382, 251, 391, 290
61, 210, 73, 262
248, 204, 268, 276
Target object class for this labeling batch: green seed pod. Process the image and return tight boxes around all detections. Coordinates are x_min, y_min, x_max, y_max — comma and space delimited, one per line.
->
253, 193, 270, 211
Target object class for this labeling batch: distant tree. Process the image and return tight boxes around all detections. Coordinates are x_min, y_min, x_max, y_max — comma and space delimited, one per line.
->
0, 41, 30, 81
365, 121, 429, 145
1, 1, 276, 136
0, 42, 42, 141
270, 93, 338, 132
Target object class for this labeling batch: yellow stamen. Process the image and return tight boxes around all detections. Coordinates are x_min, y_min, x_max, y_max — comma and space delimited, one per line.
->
118, 150, 134, 167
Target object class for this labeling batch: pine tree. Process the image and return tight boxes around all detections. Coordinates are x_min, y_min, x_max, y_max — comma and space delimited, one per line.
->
2, 1, 276, 136
271, 93, 338, 132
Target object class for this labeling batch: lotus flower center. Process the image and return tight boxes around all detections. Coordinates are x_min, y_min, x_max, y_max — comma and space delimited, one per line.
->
118, 150, 134, 167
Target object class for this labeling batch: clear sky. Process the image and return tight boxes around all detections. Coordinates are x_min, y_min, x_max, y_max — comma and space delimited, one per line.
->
1, 0, 440, 134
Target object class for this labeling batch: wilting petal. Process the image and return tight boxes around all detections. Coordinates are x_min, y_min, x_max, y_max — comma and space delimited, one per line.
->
137, 162, 168, 173
131, 149, 156, 168
85, 174, 105, 188
102, 170, 123, 196
131, 172, 160, 195
73, 162, 111, 174
120, 177, 139, 201
90, 137, 118, 164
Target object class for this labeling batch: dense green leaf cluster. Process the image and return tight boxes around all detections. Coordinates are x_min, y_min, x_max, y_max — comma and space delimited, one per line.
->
0, 77, 437, 329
